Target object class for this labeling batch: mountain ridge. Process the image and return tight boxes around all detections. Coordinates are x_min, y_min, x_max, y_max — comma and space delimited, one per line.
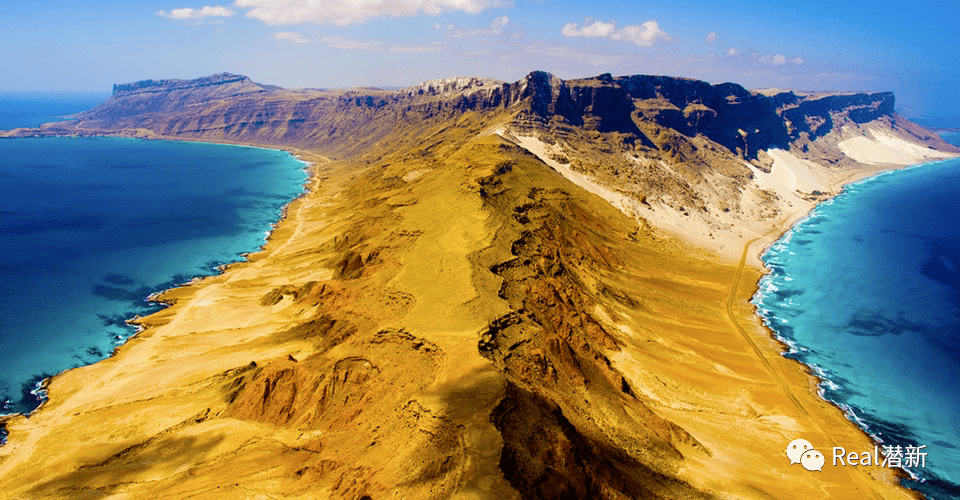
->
111, 72, 261, 96
11, 71, 950, 170
0, 71, 954, 499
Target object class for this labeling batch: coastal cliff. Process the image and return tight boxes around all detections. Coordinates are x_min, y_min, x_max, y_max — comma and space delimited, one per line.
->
17, 71, 955, 259
60, 71, 948, 155
0, 72, 954, 499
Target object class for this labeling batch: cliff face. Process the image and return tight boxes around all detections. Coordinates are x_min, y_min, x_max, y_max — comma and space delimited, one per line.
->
41, 70, 949, 165
780, 91, 895, 136
111, 73, 264, 97
0, 72, 954, 499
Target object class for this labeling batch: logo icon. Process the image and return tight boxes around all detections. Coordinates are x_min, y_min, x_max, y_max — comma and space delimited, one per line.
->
786, 439, 823, 472
801, 449, 825, 471
786, 439, 813, 465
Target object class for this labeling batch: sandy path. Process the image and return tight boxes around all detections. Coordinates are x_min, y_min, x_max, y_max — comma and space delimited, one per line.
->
716, 158, 940, 497
725, 233, 814, 422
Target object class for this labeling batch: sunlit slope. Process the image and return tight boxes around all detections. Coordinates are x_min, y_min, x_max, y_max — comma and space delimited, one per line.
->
0, 128, 912, 499
1, 71, 953, 498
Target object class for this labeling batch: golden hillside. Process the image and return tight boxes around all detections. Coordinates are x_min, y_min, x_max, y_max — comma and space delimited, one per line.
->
0, 71, 955, 498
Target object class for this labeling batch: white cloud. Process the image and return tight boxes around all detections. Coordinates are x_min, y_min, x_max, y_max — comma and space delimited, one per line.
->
759, 53, 787, 65
273, 31, 310, 43
561, 19, 615, 38
756, 53, 804, 65
727, 47, 739, 56
705, 31, 719, 44
449, 15, 512, 38
490, 15, 510, 32
561, 18, 673, 47
157, 5, 234, 20
233, 0, 512, 26
617, 22, 673, 46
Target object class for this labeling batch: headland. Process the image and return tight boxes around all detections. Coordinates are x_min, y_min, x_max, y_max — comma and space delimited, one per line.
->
0, 71, 956, 498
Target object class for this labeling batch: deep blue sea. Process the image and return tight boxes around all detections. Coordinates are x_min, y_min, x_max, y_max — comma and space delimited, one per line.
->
0, 95, 307, 420
0, 92, 109, 130
941, 132, 960, 149
755, 144, 960, 498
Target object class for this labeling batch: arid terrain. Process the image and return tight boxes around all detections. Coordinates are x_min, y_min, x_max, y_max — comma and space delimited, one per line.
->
0, 72, 956, 499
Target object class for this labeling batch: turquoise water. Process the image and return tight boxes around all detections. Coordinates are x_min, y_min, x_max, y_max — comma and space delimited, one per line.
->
755, 157, 960, 499
0, 135, 307, 418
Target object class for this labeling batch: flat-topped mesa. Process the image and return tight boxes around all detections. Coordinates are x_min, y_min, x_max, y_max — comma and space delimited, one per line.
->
74, 73, 276, 124
111, 73, 257, 97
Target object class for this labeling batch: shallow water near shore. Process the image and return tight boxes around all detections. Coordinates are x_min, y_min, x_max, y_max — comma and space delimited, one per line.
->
754, 157, 960, 499
0, 136, 306, 416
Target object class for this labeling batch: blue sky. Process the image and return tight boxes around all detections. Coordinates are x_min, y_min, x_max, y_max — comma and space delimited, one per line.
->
2, 0, 957, 119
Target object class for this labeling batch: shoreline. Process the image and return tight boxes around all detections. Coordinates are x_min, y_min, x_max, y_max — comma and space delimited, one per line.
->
0, 135, 315, 422
745, 155, 960, 495
0, 125, 952, 497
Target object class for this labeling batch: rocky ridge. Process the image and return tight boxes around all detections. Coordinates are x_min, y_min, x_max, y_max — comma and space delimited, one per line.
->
31, 71, 949, 164
0, 71, 954, 499
402, 76, 506, 98
111, 73, 263, 97
15, 71, 953, 255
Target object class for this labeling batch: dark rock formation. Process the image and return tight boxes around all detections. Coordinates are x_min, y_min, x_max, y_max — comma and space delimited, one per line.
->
17, 70, 939, 163
779, 91, 896, 140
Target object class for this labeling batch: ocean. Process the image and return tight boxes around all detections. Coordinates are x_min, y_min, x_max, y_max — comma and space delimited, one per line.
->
755, 141, 960, 498
0, 92, 110, 130
0, 95, 307, 421
941, 132, 960, 148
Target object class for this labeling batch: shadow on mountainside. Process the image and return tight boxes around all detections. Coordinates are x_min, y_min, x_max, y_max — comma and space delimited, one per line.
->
467, 135, 714, 499
28, 432, 227, 498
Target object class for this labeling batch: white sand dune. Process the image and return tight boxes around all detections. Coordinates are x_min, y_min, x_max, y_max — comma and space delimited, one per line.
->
763, 149, 829, 194
503, 133, 838, 261
839, 128, 955, 165
505, 133, 634, 213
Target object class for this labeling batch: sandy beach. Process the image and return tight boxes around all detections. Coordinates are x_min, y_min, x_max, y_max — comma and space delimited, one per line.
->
1, 72, 957, 498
